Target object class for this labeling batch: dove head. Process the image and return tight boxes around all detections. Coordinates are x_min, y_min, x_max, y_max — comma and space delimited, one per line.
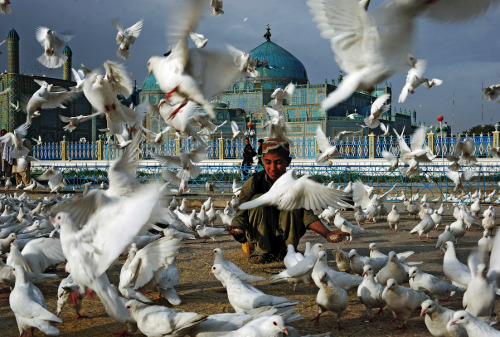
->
362, 264, 373, 276
388, 251, 398, 263
125, 299, 144, 313
408, 266, 419, 279
348, 249, 358, 260
7, 233, 17, 241
52, 212, 74, 229
449, 310, 471, 327
263, 315, 289, 336
445, 241, 454, 251
213, 248, 223, 258
368, 242, 377, 251
146, 56, 162, 76
93, 74, 104, 87
386, 278, 398, 291
477, 264, 487, 278
13, 265, 27, 284
483, 230, 491, 238
420, 299, 437, 316
317, 250, 327, 263
311, 243, 325, 257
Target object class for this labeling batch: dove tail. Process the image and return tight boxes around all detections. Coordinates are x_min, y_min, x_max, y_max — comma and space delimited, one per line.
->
92, 274, 131, 322
163, 288, 182, 305
117, 48, 131, 60
37, 53, 66, 69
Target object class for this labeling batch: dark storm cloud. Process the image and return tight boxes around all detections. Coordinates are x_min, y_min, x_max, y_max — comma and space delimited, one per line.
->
1, 0, 499, 132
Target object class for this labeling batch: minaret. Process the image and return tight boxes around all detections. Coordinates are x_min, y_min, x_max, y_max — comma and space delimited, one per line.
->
5, 28, 20, 131
7, 28, 19, 74
62, 45, 72, 81
264, 24, 271, 42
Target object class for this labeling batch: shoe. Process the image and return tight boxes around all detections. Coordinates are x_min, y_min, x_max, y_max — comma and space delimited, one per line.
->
249, 254, 270, 264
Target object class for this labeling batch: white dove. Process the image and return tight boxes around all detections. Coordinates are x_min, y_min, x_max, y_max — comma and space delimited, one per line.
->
35, 26, 73, 68
0, 0, 11, 15
315, 126, 340, 165
420, 300, 467, 337
483, 83, 500, 102
270, 82, 295, 107
210, 263, 298, 312
357, 264, 385, 322
9, 266, 62, 336
147, 0, 253, 120
52, 183, 162, 322
283, 244, 305, 269
212, 248, 265, 284
112, 18, 143, 60
408, 267, 461, 302
141, 126, 170, 145
152, 145, 207, 180
80, 61, 138, 136
263, 107, 291, 141
210, 0, 224, 16
26, 79, 79, 127
37, 164, 66, 192
449, 310, 500, 337
59, 111, 104, 132
125, 299, 207, 337
398, 59, 428, 103
195, 225, 227, 242
364, 94, 390, 129
189, 32, 208, 48
0, 123, 31, 159
443, 241, 470, 290
446, 169, 475, 192
454, 138, 478, 166
379, 122, 390, 137
238, 169, 350, 213
230, 121, 241, 140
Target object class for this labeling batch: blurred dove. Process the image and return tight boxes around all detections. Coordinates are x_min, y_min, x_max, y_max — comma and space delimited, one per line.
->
263, 107, 291, 141
0, 123, 29, 158
315, 126, 340, 165
270, 82, 295, 107
364, 94, 390, 129
152, 145, 207, 180
190, 32, 208, 48
483, 83, 500, 102
59, 111, 104, 132
210, 0, 224, 16
0, 0, 11, 15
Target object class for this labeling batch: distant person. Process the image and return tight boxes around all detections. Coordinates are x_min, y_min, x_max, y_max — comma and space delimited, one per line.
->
241, 138, 256, 179
0, 129, 12, 180
12, 138, 32, 187
256, 138, 264, 168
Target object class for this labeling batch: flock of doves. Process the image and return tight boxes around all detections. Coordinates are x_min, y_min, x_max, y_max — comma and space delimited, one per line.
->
0, 0, 499, 336
0, 132, 500, 336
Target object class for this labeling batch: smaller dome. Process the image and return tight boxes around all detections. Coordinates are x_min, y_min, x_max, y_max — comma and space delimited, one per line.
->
142, 72, 161, 92
62, 45, 72, 56
7, 28, 19, 40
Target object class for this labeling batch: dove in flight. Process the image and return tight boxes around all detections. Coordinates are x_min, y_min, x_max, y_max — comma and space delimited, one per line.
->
210, 0, 224, 16
270, 82, 295, 107
112, 18, 143, 60
0, 0, 11, 15
36, 26, 73, 69
0, 123, 29, 158
315, 126, 340, 165
364, 94, 390, 129
239, 169, 350, 213
151, 145, 207, 180
483, 83, 500, 102
59, 111, 104, 132
189, 32, 208, 48
25, 79, 79, 127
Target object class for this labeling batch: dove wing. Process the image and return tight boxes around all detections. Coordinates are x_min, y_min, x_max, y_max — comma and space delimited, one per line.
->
462, 139, 475, 155
279, 175, 350, 212
424, 0, 496, 23
81, 184, 162, 277
124, 19, 143, 38
22, 238, 65, 274
352, 181, 371, 208
266, 107, 280, 119
43, 90, 79, 109
238, 171, 297, 210
141, 126, 157, 137
370, 94, 390, 115
37, 167, 56, 181
315, 126, 332, 153
230, 121, 239, 134
162, 169, 182, 186
131, 237, 182, 289
151, 153, 182, 167
398, 83, 411, 103
382, 150, 397, 165
0, 133, 16, 147
103, 61, 133, 97
35, 27, 50, 45
188, 145, 208, 163
446, 169, 460, 185
410, 126, 428, 151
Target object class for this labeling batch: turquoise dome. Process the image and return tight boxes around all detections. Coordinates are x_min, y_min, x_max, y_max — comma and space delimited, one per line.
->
249, 40, 308, 84
142, 72, 161, 92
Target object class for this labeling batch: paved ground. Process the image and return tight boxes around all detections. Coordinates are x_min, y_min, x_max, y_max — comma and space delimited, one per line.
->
0, 195, 499, 336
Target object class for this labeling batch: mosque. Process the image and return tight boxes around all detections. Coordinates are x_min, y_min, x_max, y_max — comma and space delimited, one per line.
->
141, 26, 418, 142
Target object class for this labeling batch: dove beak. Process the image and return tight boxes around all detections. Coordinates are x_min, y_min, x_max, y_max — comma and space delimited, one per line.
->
362, 271, 366, 276
148, 70, 152, 77
449, 320, 456, 326
420, 309, 426, 316
282, 328, 289, 335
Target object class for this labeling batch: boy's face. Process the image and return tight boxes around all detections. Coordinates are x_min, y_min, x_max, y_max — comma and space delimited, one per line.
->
263, 152, 291, 182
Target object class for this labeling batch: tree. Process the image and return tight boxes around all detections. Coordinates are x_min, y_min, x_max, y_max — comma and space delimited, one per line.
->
466, 124, 497, 135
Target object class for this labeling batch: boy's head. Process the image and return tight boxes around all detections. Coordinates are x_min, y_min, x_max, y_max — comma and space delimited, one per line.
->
257, 139, 264, 146
262, 138, 291, 181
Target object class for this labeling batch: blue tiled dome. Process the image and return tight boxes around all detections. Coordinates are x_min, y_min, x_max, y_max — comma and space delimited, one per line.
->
142, 72, 161, 92
7, 28, 19, 40
249, 40, 308, 83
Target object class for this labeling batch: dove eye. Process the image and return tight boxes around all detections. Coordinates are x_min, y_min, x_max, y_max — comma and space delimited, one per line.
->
126, 305, 131, 309
273, 321, 277, 326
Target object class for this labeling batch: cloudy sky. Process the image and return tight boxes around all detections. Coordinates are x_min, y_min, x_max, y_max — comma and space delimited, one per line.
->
1, 0, 499, 132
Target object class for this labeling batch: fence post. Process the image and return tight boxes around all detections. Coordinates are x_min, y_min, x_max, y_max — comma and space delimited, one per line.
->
314, 136, 318, 154
218, 137, 224, 160
96, 140, 103, 160
175, 138, 181, 155
61, 140, 67, 161
493, 128, 499, 148
368, 133, 375, 159
427, 131, 435, 154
